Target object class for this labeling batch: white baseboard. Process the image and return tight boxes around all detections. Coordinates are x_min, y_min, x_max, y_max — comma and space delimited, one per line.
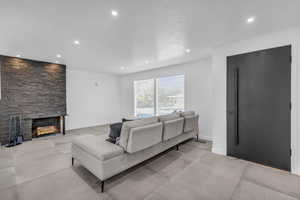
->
292, 167, 300, 176
198, 135, 212, 141
212, 145, 226, 156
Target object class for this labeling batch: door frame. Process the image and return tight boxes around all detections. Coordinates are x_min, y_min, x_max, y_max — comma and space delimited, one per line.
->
226, 45, 292, 170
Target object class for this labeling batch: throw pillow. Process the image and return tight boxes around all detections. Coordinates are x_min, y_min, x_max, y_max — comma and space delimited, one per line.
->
108, 122, 123, 144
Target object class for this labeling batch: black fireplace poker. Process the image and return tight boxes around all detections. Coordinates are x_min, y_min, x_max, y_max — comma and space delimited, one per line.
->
7, 115, 24, 147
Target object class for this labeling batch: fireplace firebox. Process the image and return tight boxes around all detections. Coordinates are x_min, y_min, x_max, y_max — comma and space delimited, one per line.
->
32, 117, 62, 138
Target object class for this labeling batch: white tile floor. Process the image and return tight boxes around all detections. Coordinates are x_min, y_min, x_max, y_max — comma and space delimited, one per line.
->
0, 125, 299, 200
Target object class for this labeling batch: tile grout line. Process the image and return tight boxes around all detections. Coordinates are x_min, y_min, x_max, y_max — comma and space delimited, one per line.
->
230, 161, 300, 200
229, 162, 250, 200
243, 174, 300, 199
0, 166, 72, 194
142, 148, 211, 200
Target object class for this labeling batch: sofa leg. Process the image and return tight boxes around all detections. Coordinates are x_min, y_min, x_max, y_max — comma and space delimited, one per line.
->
176, 145, 179, 151
72, 157, 74, 166
101, 181, 104, 193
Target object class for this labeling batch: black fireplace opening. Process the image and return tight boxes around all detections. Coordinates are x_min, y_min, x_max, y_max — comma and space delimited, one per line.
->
32, 117, 61, 138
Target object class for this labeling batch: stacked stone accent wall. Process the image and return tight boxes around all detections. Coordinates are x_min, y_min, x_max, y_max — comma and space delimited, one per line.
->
0, 56, 66, 144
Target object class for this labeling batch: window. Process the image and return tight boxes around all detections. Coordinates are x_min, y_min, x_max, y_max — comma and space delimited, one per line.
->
134, 75, 184, 118
134, 79, 155, 118
157, 75, 184, 115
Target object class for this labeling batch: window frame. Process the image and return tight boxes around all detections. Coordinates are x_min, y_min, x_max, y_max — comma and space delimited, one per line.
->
134, 78, 155, 118
134, 74, 185, 118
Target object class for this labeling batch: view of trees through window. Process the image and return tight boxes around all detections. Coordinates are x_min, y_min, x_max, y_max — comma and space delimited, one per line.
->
134, 75, 184, 118
157, 75, 184, 115
134, 79, 155, 118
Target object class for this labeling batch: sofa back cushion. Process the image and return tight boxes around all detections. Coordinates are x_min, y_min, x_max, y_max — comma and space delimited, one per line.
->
180, 111, 195, 117
119, 117, 159, 151
158, 112, 180, 122
162, 117, 184, 141
126, 122, 163, 153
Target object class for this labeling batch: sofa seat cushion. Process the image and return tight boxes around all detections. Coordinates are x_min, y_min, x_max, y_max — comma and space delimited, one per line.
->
72, 134, 124, 161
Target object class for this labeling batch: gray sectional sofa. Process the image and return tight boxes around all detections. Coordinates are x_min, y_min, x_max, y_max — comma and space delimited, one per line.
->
71, 111, 199, 192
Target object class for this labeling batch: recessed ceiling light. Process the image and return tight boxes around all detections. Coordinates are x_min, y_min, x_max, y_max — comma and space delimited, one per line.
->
120, 66, 126, 70
247, 17, 255, 24
74, 40, 80, 45
56, 54, 62, 58
185, 49, 191, 53
111, 10, 118, 17
16, 54, 21, 58
145, 60, 150, 64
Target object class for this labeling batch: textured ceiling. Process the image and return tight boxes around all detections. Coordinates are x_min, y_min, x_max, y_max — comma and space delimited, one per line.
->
0, 0, 300, 74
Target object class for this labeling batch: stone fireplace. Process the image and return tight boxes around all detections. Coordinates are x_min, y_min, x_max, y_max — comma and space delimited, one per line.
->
32, 116, 63, 138
0, 55, 66, 145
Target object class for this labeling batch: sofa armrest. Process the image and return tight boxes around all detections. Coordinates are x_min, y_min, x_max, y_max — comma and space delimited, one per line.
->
183, 115, 199, 135
126, 122, 163, 153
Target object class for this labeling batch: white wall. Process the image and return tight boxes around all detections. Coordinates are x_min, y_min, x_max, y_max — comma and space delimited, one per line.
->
66, 69, 121, 130
211, 28, 300, 175
120, 58, 213, 141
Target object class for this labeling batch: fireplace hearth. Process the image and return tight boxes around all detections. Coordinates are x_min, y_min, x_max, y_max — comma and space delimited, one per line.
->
32, 117, 62, 138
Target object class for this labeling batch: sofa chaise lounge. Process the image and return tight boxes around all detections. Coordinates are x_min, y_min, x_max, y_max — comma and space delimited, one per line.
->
71, 111, 199, 192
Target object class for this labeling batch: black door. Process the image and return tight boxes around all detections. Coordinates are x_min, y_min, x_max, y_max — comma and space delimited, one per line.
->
227, 45, 291, 171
